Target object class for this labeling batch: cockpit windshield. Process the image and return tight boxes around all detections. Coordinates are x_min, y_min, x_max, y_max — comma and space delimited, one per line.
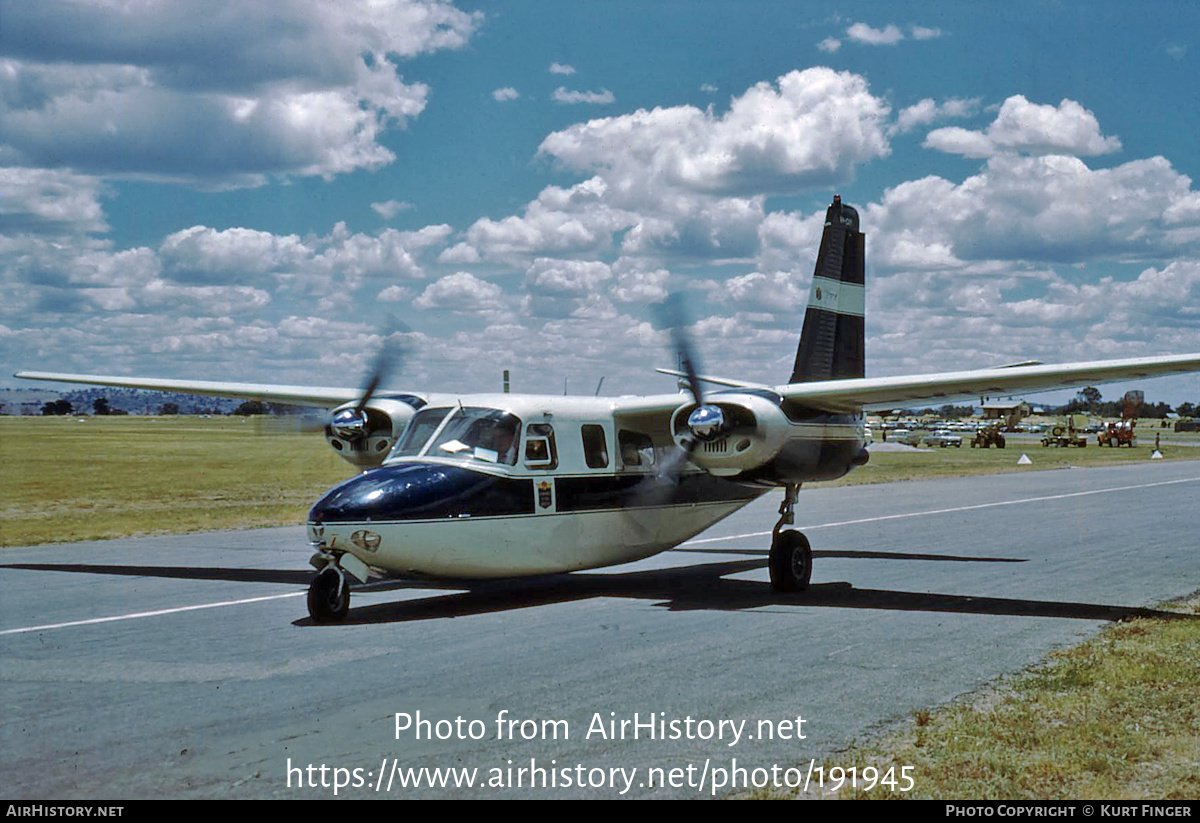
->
387, 407, 521, 466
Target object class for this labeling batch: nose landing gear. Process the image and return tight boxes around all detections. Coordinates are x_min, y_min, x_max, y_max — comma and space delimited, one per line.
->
308, 565, 350, 622
769, 484, 812, 592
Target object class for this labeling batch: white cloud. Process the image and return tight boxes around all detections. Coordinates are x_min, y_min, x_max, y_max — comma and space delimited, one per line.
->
0, 1, 481, 187
911, 26, 942, 40
549, 63, 576, 75
925, 95, 1121, 158
371, 200, 415, 219
492, 87, 519, 102
376, 285, 411, 302
700, 84, 718, 94
524, 258, 612, 297
868, 154, 1200, 269
817, 37, 841, 53
413, 272, 505, 311
893, 97, 981, 135
539, 68, 891, 198
846, 23, 904, 46
552, 87, 616, 105
0, 167, 110, 236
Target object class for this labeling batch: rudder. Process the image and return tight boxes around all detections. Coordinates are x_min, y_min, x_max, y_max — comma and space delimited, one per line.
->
789, 195, 865, 383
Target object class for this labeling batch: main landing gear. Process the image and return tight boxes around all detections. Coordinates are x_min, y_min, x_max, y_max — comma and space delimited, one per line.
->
308, 564, 350, 623
769, 483, 812, 593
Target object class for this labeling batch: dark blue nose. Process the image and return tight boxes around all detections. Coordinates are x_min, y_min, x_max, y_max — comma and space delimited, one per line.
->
308, 463, 535, 523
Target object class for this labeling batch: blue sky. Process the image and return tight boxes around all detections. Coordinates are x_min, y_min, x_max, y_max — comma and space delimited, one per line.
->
3, 0, 1199, 405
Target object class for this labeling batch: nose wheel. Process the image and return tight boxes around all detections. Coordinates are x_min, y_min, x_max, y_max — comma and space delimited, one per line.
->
769, 484, 812, 592
308, 565, 350, 623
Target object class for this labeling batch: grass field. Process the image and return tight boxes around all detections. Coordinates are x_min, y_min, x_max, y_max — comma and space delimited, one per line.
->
0, 415, 352, 547
2, 415, 1198, 548
803, 590, 1200, 801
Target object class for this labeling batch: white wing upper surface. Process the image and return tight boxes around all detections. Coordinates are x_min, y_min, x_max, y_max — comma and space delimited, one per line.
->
13, 371, 364, 407
612, 352, 1200, 419
774, 353, 1200, 413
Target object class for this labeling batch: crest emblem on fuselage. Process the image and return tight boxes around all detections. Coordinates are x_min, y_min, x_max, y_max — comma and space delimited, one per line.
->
537, 481, 553, 509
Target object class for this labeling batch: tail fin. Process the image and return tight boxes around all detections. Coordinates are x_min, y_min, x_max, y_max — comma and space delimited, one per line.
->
789, 195, 865, 383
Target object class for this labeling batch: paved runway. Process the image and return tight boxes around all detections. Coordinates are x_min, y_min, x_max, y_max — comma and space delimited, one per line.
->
3, 460, 1199, 799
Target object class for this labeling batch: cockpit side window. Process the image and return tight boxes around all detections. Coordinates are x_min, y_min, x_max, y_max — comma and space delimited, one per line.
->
618, 430, 655, 468
524, 423, 557, 469
581, 424, 609, 469
391, 407, 452, 458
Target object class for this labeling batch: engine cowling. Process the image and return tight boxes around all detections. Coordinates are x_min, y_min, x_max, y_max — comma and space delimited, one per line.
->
670, 393, 790, 476
324, 397, 420, 469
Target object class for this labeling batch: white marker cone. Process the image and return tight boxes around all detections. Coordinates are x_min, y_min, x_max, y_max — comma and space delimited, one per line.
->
1151, 450, 1164, 459
1017, 453, 1033, 465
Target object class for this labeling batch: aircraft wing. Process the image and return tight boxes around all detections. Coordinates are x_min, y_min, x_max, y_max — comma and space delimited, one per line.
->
13, 371, 364, 408
772, 353, 1200, 413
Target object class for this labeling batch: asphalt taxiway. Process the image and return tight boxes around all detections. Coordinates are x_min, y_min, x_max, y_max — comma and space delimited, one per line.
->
2, 460, 1199, 799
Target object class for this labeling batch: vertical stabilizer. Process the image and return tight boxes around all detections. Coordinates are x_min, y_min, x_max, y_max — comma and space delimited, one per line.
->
789, 196, 865, 383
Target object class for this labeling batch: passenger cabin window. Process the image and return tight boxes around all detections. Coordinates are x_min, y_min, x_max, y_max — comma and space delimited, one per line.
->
581, 424, 609, 469
618, 430, 655, 468
524, 423, 558, 469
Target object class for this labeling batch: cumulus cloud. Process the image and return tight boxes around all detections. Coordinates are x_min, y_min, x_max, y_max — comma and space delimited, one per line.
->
371, 200, 415, 219
413, 272, 505, 311
539, 67, 891, 197
0, 1, 481, 187
846, 23, 904, 46
817, 37, 841, 53
868, 154, 1200, 268
924, 95, 1121, 158
893, 97, 981, 135
492, 87, 519, 102
549, 63, 576, 75
551, 87, 615, 105
0, 167, 110, 235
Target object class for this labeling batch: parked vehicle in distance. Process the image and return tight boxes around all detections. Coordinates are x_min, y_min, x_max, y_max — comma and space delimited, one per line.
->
924, 429, 963, 448
1097, 419, 1137, 447
971, 425, 1007, 448
890, 428, 923, 446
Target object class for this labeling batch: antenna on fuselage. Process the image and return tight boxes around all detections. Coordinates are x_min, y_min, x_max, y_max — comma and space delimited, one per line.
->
503, 369, 510, 394
594, 376, 605, 396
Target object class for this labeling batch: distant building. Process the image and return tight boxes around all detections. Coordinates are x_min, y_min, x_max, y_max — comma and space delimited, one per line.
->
982, 400, 1032, 420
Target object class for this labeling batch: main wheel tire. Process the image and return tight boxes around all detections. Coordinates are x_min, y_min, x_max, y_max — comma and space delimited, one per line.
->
308, 566, 350, 623
769, 529, 812, 593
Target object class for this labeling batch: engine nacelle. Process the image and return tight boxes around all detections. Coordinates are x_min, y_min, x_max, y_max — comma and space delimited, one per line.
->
670, 393, 790, 477
324, 396, 421, 469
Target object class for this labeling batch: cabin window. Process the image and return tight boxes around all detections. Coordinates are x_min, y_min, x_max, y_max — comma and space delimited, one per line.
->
524, 423, 558, 469
618, 430, 655, 468
581, 424, 609, 469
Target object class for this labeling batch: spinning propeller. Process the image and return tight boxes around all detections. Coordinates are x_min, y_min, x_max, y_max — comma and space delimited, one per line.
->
631, 296, 729, 504
328, 318, 409, 447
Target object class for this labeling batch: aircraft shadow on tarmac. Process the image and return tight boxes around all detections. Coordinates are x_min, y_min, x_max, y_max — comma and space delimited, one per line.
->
5, 551, 1196, 628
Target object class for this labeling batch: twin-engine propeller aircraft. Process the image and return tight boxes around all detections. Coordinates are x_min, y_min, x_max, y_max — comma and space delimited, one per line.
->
17, 197, 1200, 623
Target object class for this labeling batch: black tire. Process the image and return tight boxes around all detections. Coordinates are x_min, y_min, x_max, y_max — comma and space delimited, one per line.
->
308, 566, 350, 623
769, 529, 812, 593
